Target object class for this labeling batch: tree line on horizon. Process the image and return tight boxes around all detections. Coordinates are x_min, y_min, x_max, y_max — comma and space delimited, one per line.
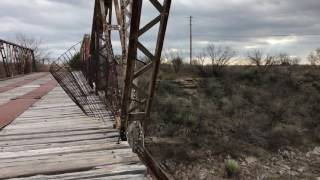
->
165, 44, 320, 76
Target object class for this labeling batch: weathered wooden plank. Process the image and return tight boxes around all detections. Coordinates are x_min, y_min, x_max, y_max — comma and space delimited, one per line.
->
3, 122, 113, 131
5, 120, 107, 129
10, 118, 101, 126
14, 115, 94, 122
0, 75, 52, 107
0, 147, 135, 166
0, 73, 46, 86
0, 133, 118, 147
0, 128, 116, 139
0, 139, 117, 152
0, 129, 117, 141
10, 164, 146, 180
0, 126, 113, 136
0, 75, 146, 179
0, 154, 141, 179
0, 142, 130, 159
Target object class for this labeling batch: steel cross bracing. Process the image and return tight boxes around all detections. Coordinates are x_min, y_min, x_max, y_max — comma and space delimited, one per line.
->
51, 0, 172, 178
79, 0, 172, 143
81, 0, 171, 140
120, 0, 172, 139
84, 0, 172, 178
82, 0, 127, 135
87, 0, 123, 128
80, 34, 91, 77
0, 39, 36, 78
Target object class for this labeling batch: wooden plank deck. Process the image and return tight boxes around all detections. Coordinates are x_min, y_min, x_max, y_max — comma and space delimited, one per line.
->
0, 73, 46, 87
0, 73, 51, 106
0, 75, 147, 179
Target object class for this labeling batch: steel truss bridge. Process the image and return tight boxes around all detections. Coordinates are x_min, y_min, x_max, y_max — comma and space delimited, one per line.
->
0, 0, 171, 178
49, 0, 172, 179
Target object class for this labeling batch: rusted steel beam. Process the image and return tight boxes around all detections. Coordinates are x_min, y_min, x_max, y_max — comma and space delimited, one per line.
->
114, 0, 127, 62
137, 147, 174, 180
144, 0, 172, 134
84, 0, 125, 129
80, 34, 91, 79
120, 0, 172, 139
0, 39, 32, 51
120, 0, 143, 140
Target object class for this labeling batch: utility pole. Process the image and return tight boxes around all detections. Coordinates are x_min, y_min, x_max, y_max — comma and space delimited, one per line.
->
189, 16, 193, 64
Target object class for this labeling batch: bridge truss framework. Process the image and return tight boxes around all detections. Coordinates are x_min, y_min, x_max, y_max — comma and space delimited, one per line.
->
50, 0, 172, 179
80, 0, 172, 143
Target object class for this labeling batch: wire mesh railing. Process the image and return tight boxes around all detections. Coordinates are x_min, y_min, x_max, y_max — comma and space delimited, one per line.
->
49, 42, 114, 124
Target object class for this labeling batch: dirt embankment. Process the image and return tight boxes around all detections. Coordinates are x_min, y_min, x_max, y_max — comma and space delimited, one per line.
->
146, 66, 320, 179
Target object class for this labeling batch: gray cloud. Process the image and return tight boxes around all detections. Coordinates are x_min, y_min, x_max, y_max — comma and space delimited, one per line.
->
0, 0, 93, 56
1, 0, 320, 61
165, 0, 320, 61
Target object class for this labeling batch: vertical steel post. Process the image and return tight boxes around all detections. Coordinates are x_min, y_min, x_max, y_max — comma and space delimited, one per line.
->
144, 0, 172, 134
120, 0, 143, 140
120, 0, 172, 139
31, 50, 37, 72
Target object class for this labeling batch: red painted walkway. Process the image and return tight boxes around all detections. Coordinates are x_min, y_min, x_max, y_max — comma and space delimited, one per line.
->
0, 76, 57, 129
0, 74, 46, 93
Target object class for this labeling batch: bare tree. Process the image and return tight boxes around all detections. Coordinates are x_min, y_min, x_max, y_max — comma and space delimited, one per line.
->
247, 49, 276, 74
308, 48, 320, 66
248, 49, 263, 67
290, 57, 301, 65
171, 56, 183, 73
288, 57, 301, 85
193, 52, 209, 76
271, 52, 300, 66
276, 53, 296, 66
276, 53, 302, 87
165, 51, 184, 73
15, 33, 50, 65
205, 44, 236, 75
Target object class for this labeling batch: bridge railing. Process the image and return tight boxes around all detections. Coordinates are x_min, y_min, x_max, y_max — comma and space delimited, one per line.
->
0, 39, 36, 78
50, 40, 114, 123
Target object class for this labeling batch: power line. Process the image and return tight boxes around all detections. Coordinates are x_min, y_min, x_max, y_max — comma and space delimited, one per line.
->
189, 16, 193, 64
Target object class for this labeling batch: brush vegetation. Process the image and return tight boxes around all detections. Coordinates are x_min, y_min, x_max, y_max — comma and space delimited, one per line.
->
144, 47, 320, 179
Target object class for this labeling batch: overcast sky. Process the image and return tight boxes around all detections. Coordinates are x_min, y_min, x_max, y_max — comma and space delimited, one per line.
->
1, 0, 320, 62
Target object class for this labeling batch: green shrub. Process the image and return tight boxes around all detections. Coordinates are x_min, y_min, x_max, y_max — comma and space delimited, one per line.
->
183, 111, 198, 128
171, 107, 198, 127
199, 78, 224, 99
312, 81, 320, 92
157, 81, 186, 97
267, 125, 302, 151
156, 98, 179, 124
68, 52, 81, 70
238, 69, 257, 82
225, 159, 240, 177
171, 56, 183, 73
